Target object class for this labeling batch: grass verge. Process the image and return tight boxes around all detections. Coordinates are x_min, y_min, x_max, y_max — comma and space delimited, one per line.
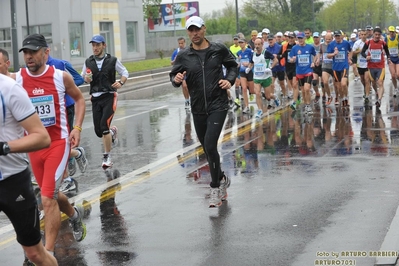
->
124, 58, 171, 72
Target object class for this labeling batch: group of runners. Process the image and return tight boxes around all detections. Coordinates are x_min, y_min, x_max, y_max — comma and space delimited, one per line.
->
0, 33, 128, 265
227, 25, 399, 117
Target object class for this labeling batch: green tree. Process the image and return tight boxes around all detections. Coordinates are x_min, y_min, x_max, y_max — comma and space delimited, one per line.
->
318, 0, 398, 32
242, 0, 324, 33
143, 0, 162, 20
203, 2, 251, 35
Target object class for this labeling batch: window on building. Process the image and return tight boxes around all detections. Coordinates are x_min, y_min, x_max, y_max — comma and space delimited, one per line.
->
126, 21, 138, 53
22, 24, 52, 44
0, 28, 11, 52
69, 22, 85, 58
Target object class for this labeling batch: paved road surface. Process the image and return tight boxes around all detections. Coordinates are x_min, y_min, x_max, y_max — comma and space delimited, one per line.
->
1, 73, 399, 266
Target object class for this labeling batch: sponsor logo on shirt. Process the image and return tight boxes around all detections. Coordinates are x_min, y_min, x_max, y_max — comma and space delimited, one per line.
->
32, 88, 45, 95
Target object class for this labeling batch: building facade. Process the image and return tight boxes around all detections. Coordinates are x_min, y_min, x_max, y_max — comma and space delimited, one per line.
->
1, 0, 146, 68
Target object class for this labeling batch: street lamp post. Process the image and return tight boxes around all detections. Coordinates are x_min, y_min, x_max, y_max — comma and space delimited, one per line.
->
354, 0, 356, 29
10, 0, 19, 70
235, 0, 239, 33
172, 0, 176, 37
312, 0, 315, 31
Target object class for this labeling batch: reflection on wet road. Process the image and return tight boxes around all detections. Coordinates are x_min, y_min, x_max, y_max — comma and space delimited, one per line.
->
2, 77, 399, 265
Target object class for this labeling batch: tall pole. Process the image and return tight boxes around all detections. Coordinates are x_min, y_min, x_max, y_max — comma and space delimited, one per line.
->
172, 0, 176, 37
382, 0, 385, 29
25, 0, 30, 34
10, 0, 19, 70
235, 0, 239, 33
312, 0, 315, 31
354, 0, 356, 29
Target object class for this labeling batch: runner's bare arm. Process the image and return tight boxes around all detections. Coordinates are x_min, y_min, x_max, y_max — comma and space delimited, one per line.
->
64, 71, 85, 148
8, 112, 50, 153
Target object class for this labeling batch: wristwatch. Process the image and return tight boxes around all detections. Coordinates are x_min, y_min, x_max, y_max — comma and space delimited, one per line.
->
118, 81, 124, 86
2, 142, 10, 155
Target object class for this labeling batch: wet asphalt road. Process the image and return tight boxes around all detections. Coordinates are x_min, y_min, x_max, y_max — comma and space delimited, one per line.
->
2, 74, 399, 265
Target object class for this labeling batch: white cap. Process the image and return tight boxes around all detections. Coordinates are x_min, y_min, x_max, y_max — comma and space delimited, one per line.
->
284, 31, 290, 36
262, 28, 270, 34
321, 30, 327, 37
276, 32, 283, 37
185, 16, 204, 29
396, 26, 399, 33
350, 33, 357, 39
257, 33, 262, 38
353, 29, 358, 33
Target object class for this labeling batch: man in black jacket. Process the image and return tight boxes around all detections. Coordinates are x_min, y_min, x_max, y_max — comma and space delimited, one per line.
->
170, 16, 238, 208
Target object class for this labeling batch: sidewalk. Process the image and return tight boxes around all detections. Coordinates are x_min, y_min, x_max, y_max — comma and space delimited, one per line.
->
79, 66, 172, 100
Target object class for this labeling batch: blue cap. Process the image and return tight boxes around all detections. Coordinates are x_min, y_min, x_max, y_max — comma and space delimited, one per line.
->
297, 32, 305, 38
89, 35, 105, 44
313, 32, 320, 37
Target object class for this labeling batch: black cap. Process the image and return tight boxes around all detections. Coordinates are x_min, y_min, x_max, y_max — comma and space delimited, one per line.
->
333, 30, 342, 36
287, 32, 296, 38
366, 25, 373, 30
19, 34, 48, 52
267, 34, 275, 40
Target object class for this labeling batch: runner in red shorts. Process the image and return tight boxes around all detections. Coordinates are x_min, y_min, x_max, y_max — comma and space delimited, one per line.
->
16, 33, 87, 257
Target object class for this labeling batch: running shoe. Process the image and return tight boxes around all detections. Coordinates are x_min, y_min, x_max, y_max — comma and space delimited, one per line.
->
249, 93, 254, 101
234, 98, 241, 108
228, 99, 234, 109
314, 93, 320, 103
364, 96, 370, 105
75, 147, 88, 173
209, 187, 222, 208
274, 97, 281, 107
242, 106, 250, 114
394, 88, 399, 98
376, 99, 381, 108
102, 154, 113, 168
23, 258, 35, 266
322, 96, 326, 103
354, 76, 359, 82
219, 174, 231, 201
287, 90, 293, 99
185, 100, 190, 110
326, 97, 332, 106
335, 98, 339, 106
304, 104, 313, 115
60, 177, 78, 193
68, 158, 77, 176
69, 204, 86, 242
255, 109, 263, 119
261, 92, 266, 99
110, 126, 118, 146
290, 102, 297, 111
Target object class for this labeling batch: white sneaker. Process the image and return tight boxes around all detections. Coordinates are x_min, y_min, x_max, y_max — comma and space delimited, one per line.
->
255, 109, 263, 119
274, 97, 281, 107
68, 158, 77, 176
304, 104, 313, 115
60, 177, 78, 193
242, 106, 250, 113
219, 175, 231, 201
110, 126, 118, 146
102, 154, 113, 168
75, 147, 88, 173
209, 187, 222, 208
394, 88, 399, 98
